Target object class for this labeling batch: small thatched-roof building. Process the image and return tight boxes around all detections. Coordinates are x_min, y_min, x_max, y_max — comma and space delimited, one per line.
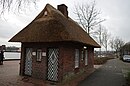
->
9, 4, 100, 82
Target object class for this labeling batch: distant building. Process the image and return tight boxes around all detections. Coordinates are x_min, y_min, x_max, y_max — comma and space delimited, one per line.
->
9, 4, 100, 83
120, 42, 130, 59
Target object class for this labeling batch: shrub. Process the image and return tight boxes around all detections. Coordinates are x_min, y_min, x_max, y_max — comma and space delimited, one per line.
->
94, 57, 114, 65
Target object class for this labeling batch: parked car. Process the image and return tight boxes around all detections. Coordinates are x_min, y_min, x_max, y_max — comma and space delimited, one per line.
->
123, 55, 130, 62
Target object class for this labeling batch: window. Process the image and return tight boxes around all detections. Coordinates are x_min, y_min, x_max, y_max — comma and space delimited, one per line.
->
44, 11, 48, 16
36, 49, 42, 61
75, 49, 79, 68
85, 50, 88, 65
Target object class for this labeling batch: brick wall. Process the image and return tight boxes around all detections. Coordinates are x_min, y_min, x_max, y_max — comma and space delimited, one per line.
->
19, 43, 25, 76
20, 42, 94, 82
87, 47, 94, 68
61, 45, 94, 81
32, 48, 47, 80
61, 47, 75, 76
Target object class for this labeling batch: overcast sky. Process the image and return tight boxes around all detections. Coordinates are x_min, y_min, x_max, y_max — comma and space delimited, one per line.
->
0, 0, 130, 47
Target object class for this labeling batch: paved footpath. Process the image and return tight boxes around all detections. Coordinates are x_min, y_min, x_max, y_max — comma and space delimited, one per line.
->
0, 60, 94, 86
1, 59, 130, 86
0, 61, 21, 86
79, 58, 130, 86
0, 61, 47, 86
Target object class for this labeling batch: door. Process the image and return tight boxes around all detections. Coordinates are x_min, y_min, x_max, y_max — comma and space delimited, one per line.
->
24, 48, 32, 76
47, 48, 59, 81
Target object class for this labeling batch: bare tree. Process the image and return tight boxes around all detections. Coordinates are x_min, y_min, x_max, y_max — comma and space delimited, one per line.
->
102, 28, 110, 52
109, 37, 114, 51
113, 37, 125, 53
93, 24, 104, 56
0, 0, 36, 14
74, 1, 105, 35
113, 37, 125, 58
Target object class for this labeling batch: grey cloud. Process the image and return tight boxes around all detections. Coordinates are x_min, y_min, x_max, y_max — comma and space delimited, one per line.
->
0, 20, 19, 38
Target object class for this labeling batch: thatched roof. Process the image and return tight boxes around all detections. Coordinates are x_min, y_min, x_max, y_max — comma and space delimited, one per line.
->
9, 4, 100, 48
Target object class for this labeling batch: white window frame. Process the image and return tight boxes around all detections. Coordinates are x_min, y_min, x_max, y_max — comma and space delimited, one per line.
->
36, 49, 42, 62
75, 49, 79, 68
85, 49, 88, 65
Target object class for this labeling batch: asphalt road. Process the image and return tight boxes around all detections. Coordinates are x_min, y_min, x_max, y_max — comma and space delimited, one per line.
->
79, 58, 130, 86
